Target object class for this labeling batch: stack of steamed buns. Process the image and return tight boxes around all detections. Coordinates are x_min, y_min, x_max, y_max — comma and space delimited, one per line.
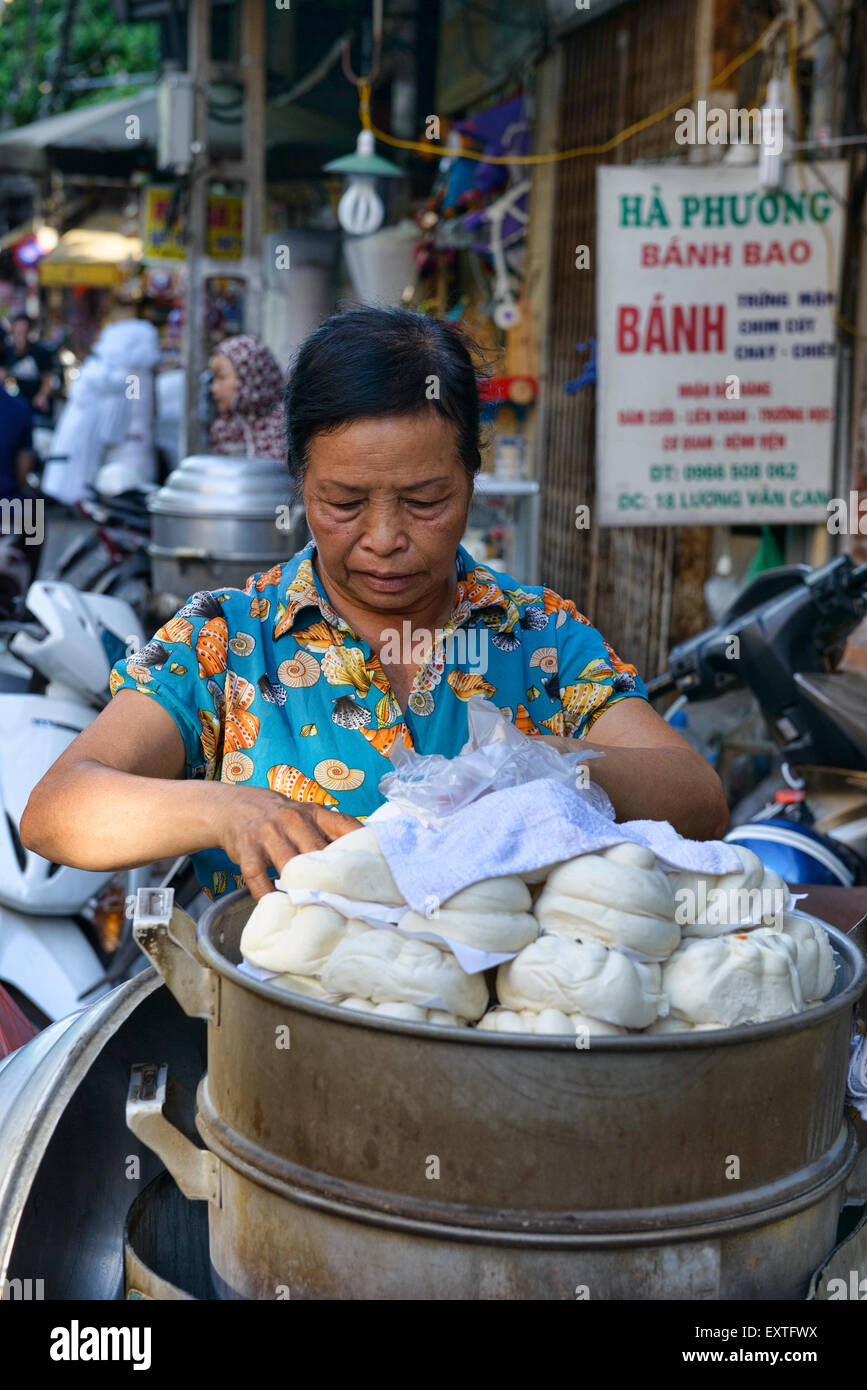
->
240, 828, 836, 1034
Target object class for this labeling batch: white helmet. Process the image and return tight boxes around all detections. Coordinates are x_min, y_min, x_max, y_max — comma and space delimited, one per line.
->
0, 689, 114, 914
93, 460, 157, 499
0, 582, 143, 914
11, 581, 144, 705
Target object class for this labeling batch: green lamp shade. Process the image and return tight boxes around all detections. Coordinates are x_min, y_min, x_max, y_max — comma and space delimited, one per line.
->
323, 128, 403, 179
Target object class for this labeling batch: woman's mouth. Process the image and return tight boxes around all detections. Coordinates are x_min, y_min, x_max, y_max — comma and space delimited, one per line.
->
358, 571, 419, 592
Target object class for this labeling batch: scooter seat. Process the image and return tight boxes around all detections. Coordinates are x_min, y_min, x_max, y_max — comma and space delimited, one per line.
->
794, 671, 867, 762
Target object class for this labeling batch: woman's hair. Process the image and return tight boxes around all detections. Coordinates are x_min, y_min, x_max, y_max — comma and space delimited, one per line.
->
284, 305, 486, 493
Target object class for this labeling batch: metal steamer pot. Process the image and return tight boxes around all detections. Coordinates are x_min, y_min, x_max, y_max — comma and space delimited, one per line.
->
147, 453, 307, 605
128, 888, 867, 1301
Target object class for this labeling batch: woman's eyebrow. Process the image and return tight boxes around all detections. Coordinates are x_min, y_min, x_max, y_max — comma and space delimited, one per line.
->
323, 477, 452, 494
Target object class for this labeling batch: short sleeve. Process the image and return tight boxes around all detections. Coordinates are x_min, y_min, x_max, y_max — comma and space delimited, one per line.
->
554, 603, 648, 738
109, 590, 229, 778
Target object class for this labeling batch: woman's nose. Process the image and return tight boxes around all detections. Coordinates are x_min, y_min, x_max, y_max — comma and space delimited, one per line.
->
361, 506, 406, 552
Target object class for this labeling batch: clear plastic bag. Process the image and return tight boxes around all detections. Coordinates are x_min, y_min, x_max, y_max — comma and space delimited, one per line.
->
378, 697, 610, 826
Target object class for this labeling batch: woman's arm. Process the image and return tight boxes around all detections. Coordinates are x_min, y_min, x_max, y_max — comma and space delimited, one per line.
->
568, 698, 729, 841
20, 689, 359, 899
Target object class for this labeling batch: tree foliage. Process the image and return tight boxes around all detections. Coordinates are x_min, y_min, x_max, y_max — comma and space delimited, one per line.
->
0, 0, 159, 129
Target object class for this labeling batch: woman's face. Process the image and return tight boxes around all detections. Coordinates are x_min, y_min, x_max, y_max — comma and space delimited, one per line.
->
303, 413, 473, 615
210, 354, 237, 413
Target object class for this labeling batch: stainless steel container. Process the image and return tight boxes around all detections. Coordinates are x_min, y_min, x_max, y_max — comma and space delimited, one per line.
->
0, 968, 206, 1300
147, 453, 307, 604
128, 889, 867, 1301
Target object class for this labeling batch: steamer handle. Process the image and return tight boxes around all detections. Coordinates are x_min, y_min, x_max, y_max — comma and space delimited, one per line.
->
132, 887, 219, 1023
126, 1063, 221, 1206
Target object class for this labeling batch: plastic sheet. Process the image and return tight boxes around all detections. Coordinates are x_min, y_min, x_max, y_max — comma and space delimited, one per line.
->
379, 697, 611, 825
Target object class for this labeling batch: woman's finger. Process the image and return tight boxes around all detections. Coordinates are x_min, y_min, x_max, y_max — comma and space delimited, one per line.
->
260, 823, 306, 876
312, 807, 362, 842
241, 849, 279, 901
280, 812, 332, 856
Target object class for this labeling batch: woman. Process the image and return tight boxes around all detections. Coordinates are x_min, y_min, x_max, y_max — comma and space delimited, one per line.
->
208, 334, 285, 461
21, 307, 728, 903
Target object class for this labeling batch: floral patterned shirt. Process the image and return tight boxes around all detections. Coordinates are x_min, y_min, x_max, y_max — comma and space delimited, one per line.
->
110, 541, 648, 901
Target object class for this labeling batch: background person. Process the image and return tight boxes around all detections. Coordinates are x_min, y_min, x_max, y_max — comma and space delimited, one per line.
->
0, 314, 55, 424
0, 387, 39, 606
208, 334, 286, 461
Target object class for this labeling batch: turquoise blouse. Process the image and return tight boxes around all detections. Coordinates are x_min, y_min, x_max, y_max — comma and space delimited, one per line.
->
110, 541, 648, 900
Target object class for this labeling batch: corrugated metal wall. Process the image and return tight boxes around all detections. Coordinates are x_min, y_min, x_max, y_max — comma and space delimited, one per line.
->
541, 0, 708, 680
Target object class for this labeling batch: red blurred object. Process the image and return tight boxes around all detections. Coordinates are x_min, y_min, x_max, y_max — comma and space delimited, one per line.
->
478, 375, 538, 405
0, 982, 38, 1058
774, 789, 806, 804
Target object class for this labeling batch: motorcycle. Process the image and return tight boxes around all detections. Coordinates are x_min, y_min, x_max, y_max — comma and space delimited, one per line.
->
0, 578, 150, 1027
649, 553, 867, 886
49, 462, 155, 613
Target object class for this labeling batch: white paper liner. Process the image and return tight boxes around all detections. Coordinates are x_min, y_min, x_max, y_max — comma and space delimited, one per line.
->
283, 890, 523, 974
285, 888, 404, 925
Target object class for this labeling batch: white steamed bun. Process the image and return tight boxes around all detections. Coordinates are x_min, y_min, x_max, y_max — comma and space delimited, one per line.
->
496, 934, 663, 1029
338, 997, 467, 1026
279, 825, 405, 905
752, 913, 835, 1002
534, 842, 680, 959
398, 874, 538, 953
241, 893, 348, 975
321, 929, 489, 1021
670, 845, 788, 937
477, 1006, 625, 1036
661, 915, 834, 1027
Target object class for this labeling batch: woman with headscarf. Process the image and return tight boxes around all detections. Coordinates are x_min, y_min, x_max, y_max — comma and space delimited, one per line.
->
208, 334, 285, 461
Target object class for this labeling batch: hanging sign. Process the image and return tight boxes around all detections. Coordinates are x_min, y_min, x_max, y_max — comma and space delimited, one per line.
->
141, 185, 243, 261
596, 162, 847, 526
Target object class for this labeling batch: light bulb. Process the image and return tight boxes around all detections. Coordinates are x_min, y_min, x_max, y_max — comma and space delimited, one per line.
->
337, 177, 385, 236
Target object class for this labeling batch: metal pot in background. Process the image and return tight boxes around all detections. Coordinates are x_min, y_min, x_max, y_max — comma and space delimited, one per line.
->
147, 454, 308, 612
128, 888, 867, 1301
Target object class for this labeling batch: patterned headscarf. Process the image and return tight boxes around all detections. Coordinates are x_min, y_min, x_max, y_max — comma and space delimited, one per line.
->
208, 334, 286, 461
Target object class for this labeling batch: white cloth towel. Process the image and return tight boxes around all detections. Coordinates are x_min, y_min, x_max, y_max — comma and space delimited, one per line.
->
370, 777, 744, 917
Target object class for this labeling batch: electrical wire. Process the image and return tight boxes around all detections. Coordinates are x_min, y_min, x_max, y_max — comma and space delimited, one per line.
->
342, 0, 383, 86
786, 16, 867, 342
357, 15, 788, 165
273, 35, 349, 106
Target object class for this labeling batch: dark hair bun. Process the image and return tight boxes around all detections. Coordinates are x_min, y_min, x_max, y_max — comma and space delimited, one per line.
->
283, 305, 486, 492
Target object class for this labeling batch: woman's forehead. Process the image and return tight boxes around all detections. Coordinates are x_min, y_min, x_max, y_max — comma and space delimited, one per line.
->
308, 412, 458, 456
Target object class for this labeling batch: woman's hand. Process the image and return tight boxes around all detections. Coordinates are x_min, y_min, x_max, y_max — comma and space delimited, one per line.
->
214, 786, 360, 900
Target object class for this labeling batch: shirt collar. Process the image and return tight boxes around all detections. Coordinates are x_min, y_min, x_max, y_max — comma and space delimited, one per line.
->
270, 541, 513, 641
